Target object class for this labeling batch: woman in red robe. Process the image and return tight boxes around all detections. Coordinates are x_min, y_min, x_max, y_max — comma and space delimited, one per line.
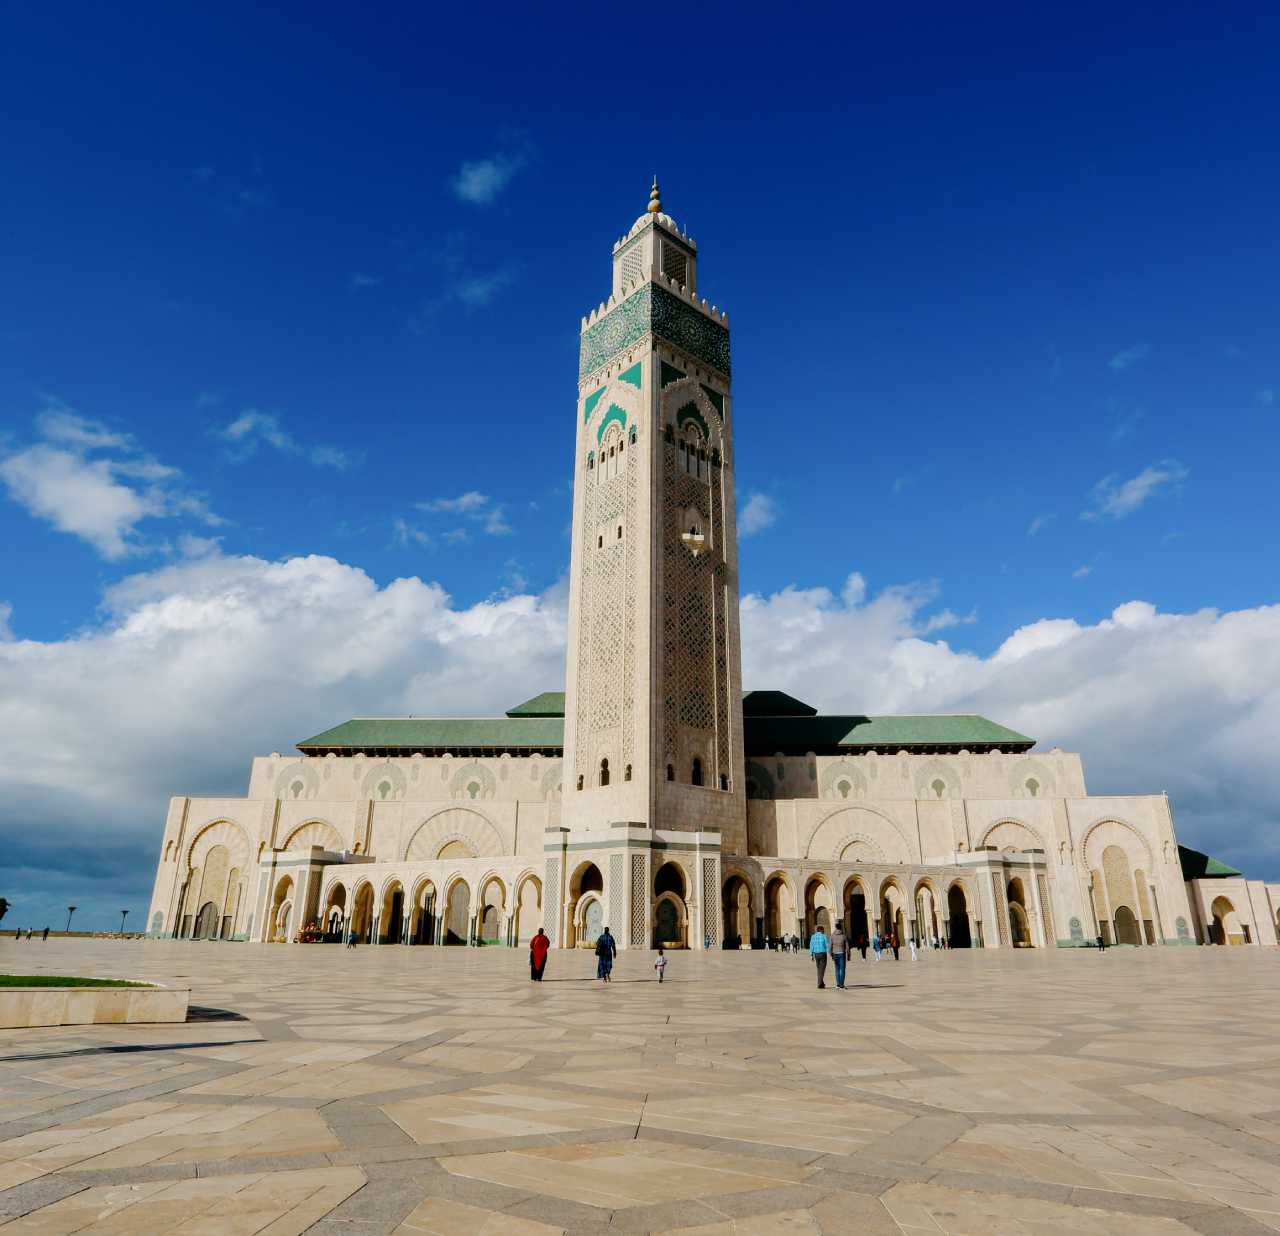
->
529, 927, 550, 981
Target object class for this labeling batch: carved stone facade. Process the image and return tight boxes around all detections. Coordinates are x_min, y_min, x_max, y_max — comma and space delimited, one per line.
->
148, 184, 1224, 954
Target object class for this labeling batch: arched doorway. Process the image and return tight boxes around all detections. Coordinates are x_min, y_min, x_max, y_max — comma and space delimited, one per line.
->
479, 878, 506, 944
654, 862, 688, 948
444, 880, 471, 945
765, 874, 795, 941
411, 881, 437, 944
514, 876, 541, 944
914, 882, 939, 946
804, 876, 833, 941
350, 882, 374, 944
323, 884, 347, 942
879, 879, 905, 943
194, 901, 219, 940
1114, 905, 1140, 945
381, 881, 405, 944
268, 876, 294, 943
844, 878, 868, 948
1102, 844, 1143, 947
567, 862, 603, 948
947, 883, 971, 948
1007, 878, 1033, 947
1210, 896, 1243, 946
722, 874, 752, 949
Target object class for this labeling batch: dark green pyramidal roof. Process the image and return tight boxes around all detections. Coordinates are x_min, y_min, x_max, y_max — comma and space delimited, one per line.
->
296, 690, 1034, 756
505, 692, 566, 717
1178, 845, 1242, 880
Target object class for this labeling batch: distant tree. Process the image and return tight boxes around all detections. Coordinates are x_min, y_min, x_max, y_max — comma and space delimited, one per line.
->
0, 898, 8, 924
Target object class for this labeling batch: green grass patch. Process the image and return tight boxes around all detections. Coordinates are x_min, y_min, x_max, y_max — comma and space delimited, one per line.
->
0, 975, 152, 988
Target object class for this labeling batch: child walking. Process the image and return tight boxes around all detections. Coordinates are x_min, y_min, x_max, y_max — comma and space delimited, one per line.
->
654, 947, 667, 983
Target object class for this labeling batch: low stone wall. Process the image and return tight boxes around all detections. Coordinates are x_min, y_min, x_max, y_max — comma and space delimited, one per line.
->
0, 984, 190, 1029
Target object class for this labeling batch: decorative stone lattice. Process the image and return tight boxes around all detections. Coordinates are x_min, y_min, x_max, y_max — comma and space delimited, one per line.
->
630, 853, 646, 947
449, 761, 496, 801
661, 447, 721, 767
991, 872, 1010, 946
609, 854, 624, 934
403, 809, 504, 861
574, 460, 635, 784
543, 858, 560, 946
579, 283, 730, 381
273, 760, 319, 801
1036, 873, 1054, 945
702, 856, 718, 946
283, 820, 343, 852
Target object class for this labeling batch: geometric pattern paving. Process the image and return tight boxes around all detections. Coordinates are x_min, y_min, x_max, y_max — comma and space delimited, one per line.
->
4, 940, 1280, 1233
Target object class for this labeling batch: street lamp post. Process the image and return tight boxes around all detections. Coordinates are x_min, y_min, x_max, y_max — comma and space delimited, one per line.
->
65, 906, 76, 933
119, 909, 129, 936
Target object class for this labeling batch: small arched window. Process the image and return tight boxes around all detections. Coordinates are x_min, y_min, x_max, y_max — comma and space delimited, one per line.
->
617, 525, 622, 539
629, 426, 637, 445
624, 763, 632, 782
599, 758, 610, 787
1026, 778, 1040, 798
691, 757, 704, 787
576, 775, 584, 791
597, 534, 603, 548
719, 773, 728, 791
666, 763, 674, 782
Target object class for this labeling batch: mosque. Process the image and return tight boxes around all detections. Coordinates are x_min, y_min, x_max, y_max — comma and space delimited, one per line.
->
146, 182, 1278, 953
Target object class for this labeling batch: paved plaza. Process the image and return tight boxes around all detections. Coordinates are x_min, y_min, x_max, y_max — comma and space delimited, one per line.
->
2, 943, 1280, 1234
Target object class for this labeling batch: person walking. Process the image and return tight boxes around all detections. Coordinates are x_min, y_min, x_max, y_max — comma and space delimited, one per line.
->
830, 921, 849, 990
595, 927, 617, 981
871, 932, 881, 962
42, 926, 49, 941
858, 934, 868, 961
809, 923, 830, 988
654, 947, 667, 983
529, 927, 550, 981
890, 931, 900, 961
908, 936, 918, 961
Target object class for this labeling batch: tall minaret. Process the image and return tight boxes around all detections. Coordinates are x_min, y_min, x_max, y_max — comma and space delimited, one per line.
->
562, 181, 746, 860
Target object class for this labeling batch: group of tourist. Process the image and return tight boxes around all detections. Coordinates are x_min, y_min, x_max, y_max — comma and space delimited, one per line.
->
805, 924, 947, 988
11, 927, 50, 941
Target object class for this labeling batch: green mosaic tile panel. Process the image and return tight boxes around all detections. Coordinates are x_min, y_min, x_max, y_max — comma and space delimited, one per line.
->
618, 362, 642, 388
675, 401, 709, 439
583, 386, 607, 423
579, 283, 731, 380
597, 403, 628, 442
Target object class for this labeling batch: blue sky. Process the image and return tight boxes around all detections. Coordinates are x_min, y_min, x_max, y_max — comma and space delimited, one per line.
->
1, 3, 1278, 929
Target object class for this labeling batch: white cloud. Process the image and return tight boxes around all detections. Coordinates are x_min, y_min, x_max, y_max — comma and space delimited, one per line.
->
1072, 564, 1094, 579
739, 492, 779, 537
1083, 459, 1189, 520
414, 492, 512, 537
0, 551, 568, 928
217, 410, 361, 471
392, 518, 431, 549
2, 554, 1279, 927
0, 409, 220, 559
1026, 513, 1054, 537
349, 272, 382, 290
1109, 342, 1151, 371
408, 266, 520, 329
740, 577, 1280, 875
451, 150, 530, 204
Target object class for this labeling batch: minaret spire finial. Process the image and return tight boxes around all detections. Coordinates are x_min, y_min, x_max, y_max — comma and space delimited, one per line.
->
646, 175, 661, 214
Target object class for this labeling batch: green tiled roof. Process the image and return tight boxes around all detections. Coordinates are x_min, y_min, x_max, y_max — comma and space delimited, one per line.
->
743, 714, 1034, 754
742, 690, 817, 717
296, 716, 564, 754
1178, 845, 1242, 881
505, 692, 566, 718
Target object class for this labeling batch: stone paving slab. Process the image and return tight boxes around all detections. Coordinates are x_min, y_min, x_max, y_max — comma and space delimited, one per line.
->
3, 939, 1280, 1233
